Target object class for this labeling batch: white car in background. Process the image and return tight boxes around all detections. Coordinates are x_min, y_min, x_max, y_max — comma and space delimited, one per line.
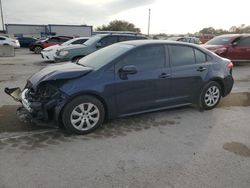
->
0, 36, 20, 48
41, 37, 89, 61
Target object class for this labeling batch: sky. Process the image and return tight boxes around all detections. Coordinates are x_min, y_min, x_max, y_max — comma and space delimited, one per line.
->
1, 0, 250, 34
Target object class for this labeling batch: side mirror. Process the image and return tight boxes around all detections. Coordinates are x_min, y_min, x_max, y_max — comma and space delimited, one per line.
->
119, 65, 137, 80
96, 42, 102, 48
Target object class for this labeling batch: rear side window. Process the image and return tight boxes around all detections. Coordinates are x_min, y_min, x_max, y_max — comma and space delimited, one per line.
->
0, 37, 5, 40
194, 49, 207, 63
117, 45, 165, 72
169, 45, 195, 66
100, 36, 118, 47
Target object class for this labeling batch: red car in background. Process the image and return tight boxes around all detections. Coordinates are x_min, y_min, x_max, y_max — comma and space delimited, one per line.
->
203, 34, 250, 62
29, 36, 73, 54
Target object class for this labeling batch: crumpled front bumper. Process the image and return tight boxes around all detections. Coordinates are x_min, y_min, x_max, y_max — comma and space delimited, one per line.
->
5, 87, 59, 128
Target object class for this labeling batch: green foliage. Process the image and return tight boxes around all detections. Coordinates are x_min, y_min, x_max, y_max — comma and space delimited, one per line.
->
96, 20, 141, 33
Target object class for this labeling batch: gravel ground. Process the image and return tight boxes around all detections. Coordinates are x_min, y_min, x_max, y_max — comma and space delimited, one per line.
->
0, 48, 250, 188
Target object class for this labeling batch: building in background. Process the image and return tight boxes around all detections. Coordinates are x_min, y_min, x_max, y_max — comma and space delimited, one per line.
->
5, 24, 92, 38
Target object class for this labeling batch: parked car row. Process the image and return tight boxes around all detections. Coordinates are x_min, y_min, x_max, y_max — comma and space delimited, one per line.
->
41, 37, 89, 61
54, 34, 148, 62
5, 40, 234, 134
29, 36, 74, 54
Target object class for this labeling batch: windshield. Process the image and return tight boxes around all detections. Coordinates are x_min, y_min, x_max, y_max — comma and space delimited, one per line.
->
78, 43, 134, 69
83, 35, 102, 46
205, 36, 233, 45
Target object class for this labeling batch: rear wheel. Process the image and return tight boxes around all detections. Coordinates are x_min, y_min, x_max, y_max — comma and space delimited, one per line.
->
62, 96, 105, 134
34, 46, 42, 54
199, 81, 222, 110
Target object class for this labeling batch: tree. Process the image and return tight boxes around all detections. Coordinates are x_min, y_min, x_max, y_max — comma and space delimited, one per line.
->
96, 20, 141, 33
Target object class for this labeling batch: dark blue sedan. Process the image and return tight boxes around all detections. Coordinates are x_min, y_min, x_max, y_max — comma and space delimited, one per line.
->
5, 40, 234, 134
17, 37, 37, 48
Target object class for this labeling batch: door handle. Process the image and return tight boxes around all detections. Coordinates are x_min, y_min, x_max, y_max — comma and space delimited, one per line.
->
196, 66, 207, 72
159, 73, 171, 79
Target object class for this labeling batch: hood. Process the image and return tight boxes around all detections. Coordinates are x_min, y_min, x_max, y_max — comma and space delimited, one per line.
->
28, 63, 93, 89
60, 44, 87, 51
202, 44, 225, 50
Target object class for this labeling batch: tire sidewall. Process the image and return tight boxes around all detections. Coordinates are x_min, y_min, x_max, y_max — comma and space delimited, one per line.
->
62, 96, 105, 134
200, 81, 222, 110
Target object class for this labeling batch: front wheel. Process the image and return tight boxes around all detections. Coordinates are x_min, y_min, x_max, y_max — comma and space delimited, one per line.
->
62, 96, 105, 134
199, 81, 222, 110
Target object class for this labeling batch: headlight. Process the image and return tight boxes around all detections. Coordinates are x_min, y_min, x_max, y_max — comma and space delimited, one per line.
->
59, 50, 69, 56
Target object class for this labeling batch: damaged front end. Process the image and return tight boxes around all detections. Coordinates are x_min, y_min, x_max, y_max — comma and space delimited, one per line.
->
5, 81, 68, 127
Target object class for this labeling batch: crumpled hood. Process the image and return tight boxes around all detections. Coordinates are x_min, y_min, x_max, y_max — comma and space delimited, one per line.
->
28, 63, 92, 89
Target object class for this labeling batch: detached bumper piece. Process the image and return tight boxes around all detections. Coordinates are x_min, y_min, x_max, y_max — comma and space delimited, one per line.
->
5, 87, 22, 102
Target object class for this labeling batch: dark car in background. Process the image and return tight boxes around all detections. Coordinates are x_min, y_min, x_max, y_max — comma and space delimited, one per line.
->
29, 36, 73, 54
203, 34, 250, 62
5, 40, 234, 134
54, 34, 148, 62
167, 36, 202, 44
17, 37, 37, 48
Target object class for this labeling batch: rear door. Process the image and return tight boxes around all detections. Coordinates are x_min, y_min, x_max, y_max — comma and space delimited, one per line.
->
114, 44, 169, 115
168, 45, 210, 104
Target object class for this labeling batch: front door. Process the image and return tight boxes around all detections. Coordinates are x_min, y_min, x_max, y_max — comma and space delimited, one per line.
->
114, 44, 169, 116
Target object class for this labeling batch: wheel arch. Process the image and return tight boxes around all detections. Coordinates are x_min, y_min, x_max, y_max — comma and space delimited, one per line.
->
208, 77, 225, 96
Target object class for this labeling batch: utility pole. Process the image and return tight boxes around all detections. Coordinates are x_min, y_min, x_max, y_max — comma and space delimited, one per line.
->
147, 8, 151, 36
0, 0, 4, 32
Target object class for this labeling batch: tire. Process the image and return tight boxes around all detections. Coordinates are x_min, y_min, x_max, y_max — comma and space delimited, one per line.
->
199, 81, 222, 110
34, 46, 42, 54
3, 43, 9, 46
62, 96, 105, 134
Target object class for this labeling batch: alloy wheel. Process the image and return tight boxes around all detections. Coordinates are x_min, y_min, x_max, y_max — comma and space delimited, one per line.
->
70, 103, 100, 131
204, 86, 220, 107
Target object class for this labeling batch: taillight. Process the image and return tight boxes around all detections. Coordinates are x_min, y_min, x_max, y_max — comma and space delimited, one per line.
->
227, 62, 234, 69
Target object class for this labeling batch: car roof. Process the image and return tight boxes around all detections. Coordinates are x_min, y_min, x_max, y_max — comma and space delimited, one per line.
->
120, 40, 200, 47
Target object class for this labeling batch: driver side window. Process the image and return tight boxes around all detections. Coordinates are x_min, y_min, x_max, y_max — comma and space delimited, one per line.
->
116, 45, 165, 72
